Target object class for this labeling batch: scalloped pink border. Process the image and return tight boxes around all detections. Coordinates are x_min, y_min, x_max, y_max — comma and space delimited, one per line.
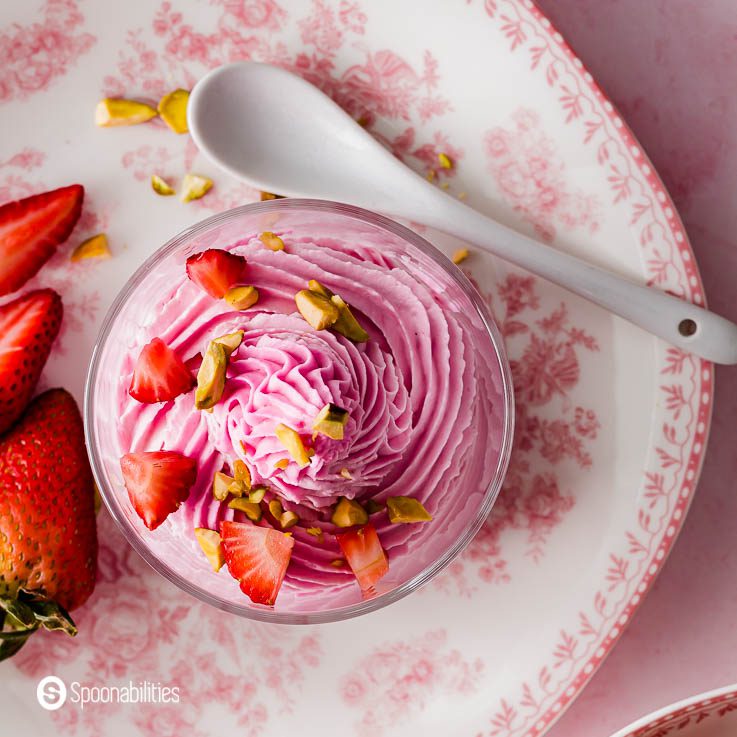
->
481, 2, 714, 735
615, 686, 737, 736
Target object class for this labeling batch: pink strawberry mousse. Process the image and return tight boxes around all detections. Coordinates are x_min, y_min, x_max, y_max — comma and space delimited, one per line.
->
115, 219, 508, 598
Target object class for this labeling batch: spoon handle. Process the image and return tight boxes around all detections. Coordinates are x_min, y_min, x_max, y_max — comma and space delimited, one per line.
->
398, 182, 737, 364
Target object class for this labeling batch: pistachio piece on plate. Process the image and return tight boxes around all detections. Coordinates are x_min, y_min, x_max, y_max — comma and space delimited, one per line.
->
268, 498, 284, 519
233, 460, 251, 489
312, 403, 349, 440
195, 341, 227, 410
157, 88, 190, 134
180, 173, 213, 203
295, 289, 340, 330
227, 479, 247, 498
273, 458, 289, 470
95, 98, 157, 127
387, 496, 432, 523
331, 497, 368, 528
275, 423, 311, 467
151, 174, 176, 196
194, 528, 224, 572
339, 468, 353, 480
437, 152, 453, 169
452, 248, 470, 265
306, 526, 324, 542
225, 285, 259, 311
71, 233, 111, 262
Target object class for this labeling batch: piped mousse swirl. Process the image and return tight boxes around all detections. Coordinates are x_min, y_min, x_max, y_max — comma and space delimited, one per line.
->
117, 222, 506, 595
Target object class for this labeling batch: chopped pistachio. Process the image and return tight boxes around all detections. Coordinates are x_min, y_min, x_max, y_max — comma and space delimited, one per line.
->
260, 191, 283, 201
458, 191, 468, 200
387, 496, 432, 523
441, 182, 450, 191
268, 498, 284, 519
274, 459, 289, 470
280, 510, 299, 529
308, 279, 334, 299
259, 231, 285, 251
438, 152, 453, 169
426, 169, 436, 182
151, 174, 176, 196
275, 423, 311, 467
331, 497, 368, 528
339, 468, 353, 480
194, 528, 225, 571
331, 295, 369, 342
180, 173, 213, 203
228, 497, 262, 522
330, 558, 346, 568
306, 526, 324, 542
212, 471, 233, 501
70, 233, 111, 262
157, 88, 189, 134
365, 499, 385, 515
195, 341, 227, 410
224, 285, 259, 311
295, 289, 340, 330
452, 248, 470, 265
95, 98, 157, 127
213, 330, 244, 357
248, 486, 267, 504
233, 460, 251, 489
312, 403, 349, 440
227, 479, 247, 498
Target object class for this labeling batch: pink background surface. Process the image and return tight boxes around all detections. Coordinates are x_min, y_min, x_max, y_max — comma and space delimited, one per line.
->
536, 1, 737, 735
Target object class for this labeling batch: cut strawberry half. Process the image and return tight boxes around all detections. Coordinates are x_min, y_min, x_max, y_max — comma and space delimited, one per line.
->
220, 520, 294, 605
120, 451, 197, 530
336, 523, 389, 591
186, 249, 247, 298
0, 184, 84, 296
0, 289, 63, 435
129, 337, 195, 403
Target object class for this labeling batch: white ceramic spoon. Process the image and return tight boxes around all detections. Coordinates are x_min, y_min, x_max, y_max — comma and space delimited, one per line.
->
187, 61, 737, 364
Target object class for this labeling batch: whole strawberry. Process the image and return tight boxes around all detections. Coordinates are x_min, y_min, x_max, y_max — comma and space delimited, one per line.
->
0, 389, 97, 660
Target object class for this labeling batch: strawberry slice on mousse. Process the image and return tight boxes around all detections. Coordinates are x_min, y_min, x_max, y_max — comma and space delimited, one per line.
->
220, 520, 294, 605
129, 337, 195, 403
336, 523, 389, 591
120, 451, 197, 531
186, 248, 248, 298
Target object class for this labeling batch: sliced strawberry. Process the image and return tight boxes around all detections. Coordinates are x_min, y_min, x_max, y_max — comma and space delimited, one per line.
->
186, 248, 247, 298
120, 451, 197, 530
0, 289, 63, 435
129, 337, 195, 403
0, 185, 84, 296
221, 520, 294, 605
336, 523, 389, 591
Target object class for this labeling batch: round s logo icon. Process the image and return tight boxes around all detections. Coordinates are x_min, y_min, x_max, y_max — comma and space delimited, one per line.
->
37, 675, 67, 710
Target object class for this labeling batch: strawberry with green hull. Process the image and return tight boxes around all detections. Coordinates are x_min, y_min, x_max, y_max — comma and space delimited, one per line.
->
0, 184, 84, 296
121, 451, 198, 530
186, 248, 248, 298
221, 521, 294, 605
129, 337, 195, 403
0, 289, 62, 435
0, 389, 97, 660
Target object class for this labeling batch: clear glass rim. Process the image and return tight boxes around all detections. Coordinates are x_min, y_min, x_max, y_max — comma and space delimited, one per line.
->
84, 198, 515, 625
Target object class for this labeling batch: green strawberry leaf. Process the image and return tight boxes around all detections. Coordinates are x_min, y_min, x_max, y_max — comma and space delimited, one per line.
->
0, 597, 37, 630
29, 601, 77, 636
0, 629, 35, 661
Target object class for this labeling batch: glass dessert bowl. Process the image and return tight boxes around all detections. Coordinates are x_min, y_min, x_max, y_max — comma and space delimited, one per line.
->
85, 200, 513, 624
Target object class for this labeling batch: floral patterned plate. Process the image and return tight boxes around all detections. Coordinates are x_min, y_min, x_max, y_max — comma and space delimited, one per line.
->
0, 0, 711, 736
609, 685, 737, 737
